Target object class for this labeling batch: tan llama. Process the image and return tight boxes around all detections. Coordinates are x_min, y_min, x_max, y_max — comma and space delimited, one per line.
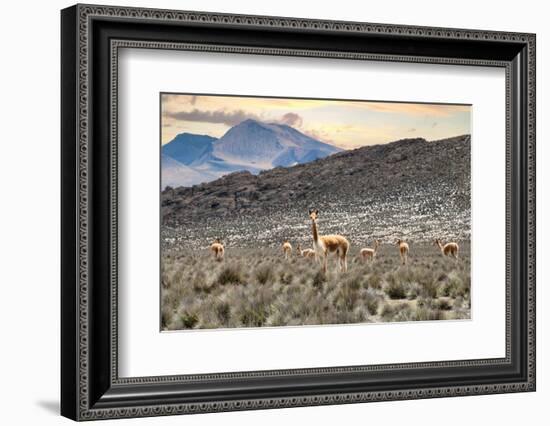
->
210, 238, 224, 261
309, 209, 350, 273
359, 240, 381, 262
395, 239, 409, 265
296, 243, 316, 260
282, 240, 292, 259
434, 239, 459, 259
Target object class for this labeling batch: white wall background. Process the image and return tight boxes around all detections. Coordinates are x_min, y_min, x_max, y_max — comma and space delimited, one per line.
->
0, 0, 546, 424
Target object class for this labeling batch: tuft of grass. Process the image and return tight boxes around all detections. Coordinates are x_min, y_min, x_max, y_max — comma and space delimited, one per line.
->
345, 274, 363, 291
364, 291, 380, 316
380, 302, 411, 321
407, 283, 421, 300
437, 298, 453, 311
161, 307, 172, 329
217, 266, 244, 285
366, 273, 383, 290
334, 284, 359, 311
312, 270, 326, 288
255, 264, 274, 285
180, 312, 199, 329
192, 271, 212, 293
216, 302, 231, 324
240, 303, 269, 327
279, 271, 294, 285
385, 279, 408, 299
420, 279, 439, 299
415, 307, 445, 321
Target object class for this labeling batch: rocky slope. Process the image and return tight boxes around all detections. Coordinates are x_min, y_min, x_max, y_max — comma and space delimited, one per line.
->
161, 135, 471, 248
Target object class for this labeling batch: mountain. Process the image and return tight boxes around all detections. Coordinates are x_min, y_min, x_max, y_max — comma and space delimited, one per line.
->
161, 154, 216, 188
160, 119, 341, 188
161, 135, 471, 246
161, 133, 217, 165
211, 119, 342, 169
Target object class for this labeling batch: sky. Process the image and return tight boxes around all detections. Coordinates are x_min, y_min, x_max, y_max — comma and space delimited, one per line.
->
161, 93, 471, 149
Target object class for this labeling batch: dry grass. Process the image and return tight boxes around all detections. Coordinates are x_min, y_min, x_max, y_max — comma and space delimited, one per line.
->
161, 242, 470, 330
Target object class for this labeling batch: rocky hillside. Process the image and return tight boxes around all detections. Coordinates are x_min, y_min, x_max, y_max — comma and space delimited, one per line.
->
161, 135, 471, 248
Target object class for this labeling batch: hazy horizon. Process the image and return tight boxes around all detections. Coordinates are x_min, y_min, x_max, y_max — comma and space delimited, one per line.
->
161, 93, 471, 149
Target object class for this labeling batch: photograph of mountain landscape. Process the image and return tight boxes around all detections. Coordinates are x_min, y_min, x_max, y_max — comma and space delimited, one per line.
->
160, 93, 472, 331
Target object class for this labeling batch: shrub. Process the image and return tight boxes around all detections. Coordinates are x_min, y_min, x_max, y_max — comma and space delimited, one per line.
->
393, 305, 415, 322
240, 305, 269, 327
380, 303, 410, 321
217, 266, 244, 285
312, 270, 326, 288
437, 298, 452, 311
346, 275, 362, 291
365, 293, 379, 316
416, 297, 435, 309
255, 265, 274, 285
385, 280, 408, 299
440, 272, 469, 298
366, 273, 383, 289
279, 271, 294, 285
216, 302, 231, 323
192, 271, 212, 293
161, 308, 172, 329
334, 285, 359, 311
180, 312, 199, 329
415, 307, 445, 321
420, 279, 438, 299
407, 283, 422, 300
453, 296, 464, 309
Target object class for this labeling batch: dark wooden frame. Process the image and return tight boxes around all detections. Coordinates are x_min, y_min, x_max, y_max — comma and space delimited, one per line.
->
61, 3, 536, 421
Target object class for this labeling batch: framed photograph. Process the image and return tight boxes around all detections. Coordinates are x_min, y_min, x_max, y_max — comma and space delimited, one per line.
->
61, 4, 536, 421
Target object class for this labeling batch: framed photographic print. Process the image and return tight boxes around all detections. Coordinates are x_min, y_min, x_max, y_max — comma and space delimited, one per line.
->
61, 4, 536, 421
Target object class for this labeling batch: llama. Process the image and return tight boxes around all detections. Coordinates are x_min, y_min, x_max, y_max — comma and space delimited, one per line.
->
309, 209, 349, 273
395, 239, 409, 265
296, 243, 316, 260
434, 239, 459, 259
359, 240, 380, 262
210, 238, 224, 261
282, 240, 292, 259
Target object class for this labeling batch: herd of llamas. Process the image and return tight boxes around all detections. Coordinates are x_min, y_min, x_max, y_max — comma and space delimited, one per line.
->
210, 209, 460, 273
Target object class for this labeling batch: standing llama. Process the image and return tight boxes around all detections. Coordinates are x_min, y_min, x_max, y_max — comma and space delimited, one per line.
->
434, 239, 459, 259
308, 209, 349, 273
395, 239, 409, 265
359, 240, 381, 262
210, 238, 224, 261
282, 240, 292, 259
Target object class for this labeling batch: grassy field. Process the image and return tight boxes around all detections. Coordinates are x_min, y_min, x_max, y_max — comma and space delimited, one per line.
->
161, 242, 470, 331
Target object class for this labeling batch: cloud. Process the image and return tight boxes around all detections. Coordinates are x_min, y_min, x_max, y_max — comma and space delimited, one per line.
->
359, 102, 470, 117
164, 108, 262, 126
162, 94, 199, 107
408, 128, 416, 132
303, 129, 336, 145
164, 108, 307, 130
431, 122, 438, 128
277, 112, 303, 127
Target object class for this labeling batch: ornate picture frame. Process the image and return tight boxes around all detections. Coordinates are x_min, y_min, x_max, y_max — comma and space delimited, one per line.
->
61, 4, 535, 421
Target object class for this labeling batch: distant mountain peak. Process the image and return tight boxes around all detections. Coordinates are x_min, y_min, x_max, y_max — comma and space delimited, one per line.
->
240, 118, 260, 125
170, 132, 216, 142
161, 120, 342, 188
